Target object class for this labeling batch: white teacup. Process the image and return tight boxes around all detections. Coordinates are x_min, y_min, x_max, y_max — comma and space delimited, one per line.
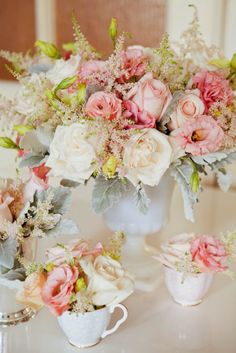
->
164, 266, 214, 306
57, 304, 128, 348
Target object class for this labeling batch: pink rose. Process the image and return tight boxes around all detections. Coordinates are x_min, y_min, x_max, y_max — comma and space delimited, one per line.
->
41, 264, 78, 316
123, 100, 156, 129
172, 115, 224, 156
126, 73, 172, 121
0, 192, 13, 222
190, 235, 228, 272
78, 60, 107, 83
23, 174, 48, 204
118, 47, 147, 83
192, 70, 233, 111
85, 91, 122, 120
169, 90, 205, 130
46, 240, 103, 266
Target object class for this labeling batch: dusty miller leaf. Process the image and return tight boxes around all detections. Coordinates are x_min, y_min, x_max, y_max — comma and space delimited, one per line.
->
19, 125, 53, 155
35, 186, 73, 215
171, 162, 200, 222
158, 91, 185, 132
46, 219, 78, 237
92, 176, 129, 213
0, 267, 26, 282
134, 185, 151, 214
60, 179, 80, 188
216, 171, 233, 192
19, 153, 46, 168
0, 237, 18, 269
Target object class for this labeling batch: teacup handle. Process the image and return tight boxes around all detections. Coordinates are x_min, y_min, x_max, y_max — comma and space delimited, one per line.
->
101, 304, 128, 338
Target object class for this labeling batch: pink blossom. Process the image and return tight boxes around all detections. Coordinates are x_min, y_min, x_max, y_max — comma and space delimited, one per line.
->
172, 115, 224, 156
41, 264, 78, 316
126, 73, 172, 121
190, 235, 228, 272
32, 163, 50, 183
85, 91, 122, 120
123, 100, 156, 129
78, 60, 107, 83
46, 240, 103, 266
192, 70, 233, 111
118, 47, 147, 83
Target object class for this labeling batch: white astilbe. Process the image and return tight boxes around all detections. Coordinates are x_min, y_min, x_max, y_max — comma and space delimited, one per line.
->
0, 95, 25, 137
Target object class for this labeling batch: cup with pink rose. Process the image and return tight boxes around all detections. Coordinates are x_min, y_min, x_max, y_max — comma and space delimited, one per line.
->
156, 231, 236, 306
16, 233, 134, 348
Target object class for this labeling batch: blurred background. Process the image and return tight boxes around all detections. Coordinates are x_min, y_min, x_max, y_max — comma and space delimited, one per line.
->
0, 0, 235, 240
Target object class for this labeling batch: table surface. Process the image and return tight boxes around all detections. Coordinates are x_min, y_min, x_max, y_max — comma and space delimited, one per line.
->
0, 185, 236, 353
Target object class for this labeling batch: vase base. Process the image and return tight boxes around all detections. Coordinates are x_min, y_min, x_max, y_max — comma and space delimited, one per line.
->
0, 307, 36, 327
173, 299, 202, 307
69, 338, 101, 348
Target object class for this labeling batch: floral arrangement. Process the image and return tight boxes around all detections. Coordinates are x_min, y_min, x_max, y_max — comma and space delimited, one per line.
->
1, 7, 236, 221
16, 233, 134, 316
0, 173, 77, 285
157, 231, 236, 276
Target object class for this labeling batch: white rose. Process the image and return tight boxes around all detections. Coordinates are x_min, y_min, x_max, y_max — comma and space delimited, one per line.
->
80, 255, 134, 307
46, 123, 96, 183
169, 90, 205, 130
123, 128, 172, 186
46, 55, 80, 85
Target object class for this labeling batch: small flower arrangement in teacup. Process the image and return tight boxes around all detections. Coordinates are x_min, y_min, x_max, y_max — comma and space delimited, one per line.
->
16, 233, 134, 348
157, 232, 236, 306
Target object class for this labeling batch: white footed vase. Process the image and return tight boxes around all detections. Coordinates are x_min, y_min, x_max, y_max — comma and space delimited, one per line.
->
164, 266, 214, 306
57, 304, 128, 348
103, 172, 174, 292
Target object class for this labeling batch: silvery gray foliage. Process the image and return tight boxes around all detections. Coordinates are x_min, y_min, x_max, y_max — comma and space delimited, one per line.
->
35, 186, 72, 215
60, 179, 80, 188
134, 184, 151, 214
19, 153, 46, 168
0, 237, 18, 269
46, 219, 79, 237
19, 124, 54, 168
0, 267, 26, 282
158, 91, 185, 132
216, 171, 233, 192
92, 176, 129, 213
171, 161, 200, 222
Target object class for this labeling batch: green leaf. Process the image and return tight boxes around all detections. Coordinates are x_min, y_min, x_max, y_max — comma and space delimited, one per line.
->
92, 176, 129, 213
0, 137, 18, 149
54, 76, 77, 94
230, 53, 236, 70
0, 237, 18, 269
62, 42, 77, 53
35, 40, 61, 59
13, 125, 33, 136
208, 58, 230, 68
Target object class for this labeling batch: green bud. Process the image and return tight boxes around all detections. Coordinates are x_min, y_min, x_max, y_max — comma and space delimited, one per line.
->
230, 53, 236, 70
13, 124, 33, 136
190, 171, 200, 193
208, 58, 230, 69
45, 89, 60, 111
109, 18, 118, 46
35, 40, 61, 59
54, 76, 77, 94
77, 83, 86, 104
62, 42, 77, 53
0, 137, 18, 149
75, 278, 86, 292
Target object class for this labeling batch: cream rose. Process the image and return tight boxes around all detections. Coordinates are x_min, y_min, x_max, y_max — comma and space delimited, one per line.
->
0, 193, 13, 222
16, 272, 46, 309
46, 55, 81, 85
127, 72, 172, 121
123, 128, 172, 186
169, 90, 205, 130
46, 123, 96, 183
80, 255, 134, 307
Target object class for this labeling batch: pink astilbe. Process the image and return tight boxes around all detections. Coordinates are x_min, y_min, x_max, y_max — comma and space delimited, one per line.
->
117, 47, 147, 83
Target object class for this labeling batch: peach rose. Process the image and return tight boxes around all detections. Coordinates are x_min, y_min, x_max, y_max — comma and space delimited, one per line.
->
190, 235, 228, 272
85, 91, 122, 120
169, 90, 205, 130
16, 272, 46, 309
41, 264, 78, 316
192, 70, 233, 111
172, 115, 224, 156
126, 72, 172, 121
